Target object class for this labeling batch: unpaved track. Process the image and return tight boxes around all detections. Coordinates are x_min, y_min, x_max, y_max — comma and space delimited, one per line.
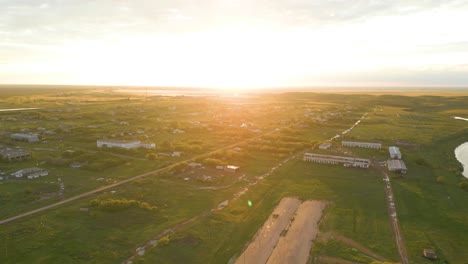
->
318, 256, 362, 264
267, 200, 326, 264
383, 172, 409, 264
235, 197, 301, 264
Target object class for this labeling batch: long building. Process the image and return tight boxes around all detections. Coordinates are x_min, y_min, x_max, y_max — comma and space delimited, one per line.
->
342, 141, 382, 149
389, 146, 402, 159
11, 167, 48, 179
11, 133, 39, 142
96, 140, 155, 149
0, 148, 31, 161
304, 153, 370, 168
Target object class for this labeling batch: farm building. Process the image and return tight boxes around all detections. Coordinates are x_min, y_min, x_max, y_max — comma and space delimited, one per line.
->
319, 142, 331, 149
225, 165, 240, 173
0, 148, 31, 161
11, 167, 48, 179
11, 133, 39, 142
96, 140, 155, 149
389, 146, 402, 159
342, 141, 382, 149
303, 153, 370, 168
387, 159, 407, 173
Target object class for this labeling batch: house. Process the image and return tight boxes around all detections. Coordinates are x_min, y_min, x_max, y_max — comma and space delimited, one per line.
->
216, 165, 224, 170
0, 148, 31, 161
11, 133, 39, 142
389, 146, 402, 159
319, 142, 331, 149
304, 153, 370, 168
342, 141, 382, 149
423, 249, 437, 260
140, 143, 156, 149
188, 162, 202, 168
387, 159, 407, 174
172, 151, 182, 157
224, 165, 240, 173
11, 167, 48, 179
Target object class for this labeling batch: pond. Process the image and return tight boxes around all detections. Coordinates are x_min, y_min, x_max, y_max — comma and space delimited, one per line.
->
455, 142, 468, 179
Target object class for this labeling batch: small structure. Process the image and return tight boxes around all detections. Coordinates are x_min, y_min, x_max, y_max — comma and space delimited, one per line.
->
70, 162, 82, 169
304, 153, 370, 168
224, 165, 240, 173
0, 148, 31, 161
11, 167, 48, 179
319, 142, 331, 149
423, 249, 437, 260
188, 162, 202, 168
342, 141, 382, 149
140, 143, 156, 149
387, 159, 407, 174
172, 151, 182, 157
11, 133, 39, 142
216, 165, 224, 170
217, 200, 229, 210
389, 146, 402, 159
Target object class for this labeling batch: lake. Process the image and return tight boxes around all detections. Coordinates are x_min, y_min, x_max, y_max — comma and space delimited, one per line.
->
455, 142, 468, 179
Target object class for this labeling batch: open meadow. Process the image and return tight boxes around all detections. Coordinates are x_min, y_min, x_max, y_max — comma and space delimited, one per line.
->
0, 87, 467, 264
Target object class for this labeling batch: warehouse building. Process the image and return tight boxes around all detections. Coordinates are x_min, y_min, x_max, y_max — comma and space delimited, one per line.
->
11, 133, 39, 142
389, 146, 402, 159
97, 140, 155, 149
304, 153, 370, 168
11, 167, 48, 179
224, 165, 240, 173
342, 141, 382, 149
387, 159, 407, 174
0, 148, 31, 161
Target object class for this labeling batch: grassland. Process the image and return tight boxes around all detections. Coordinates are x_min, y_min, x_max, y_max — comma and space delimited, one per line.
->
0, 87, 467, 264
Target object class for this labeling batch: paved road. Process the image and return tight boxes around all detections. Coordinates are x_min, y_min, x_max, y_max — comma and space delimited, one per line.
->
0, 135, 272, 225
383, 172, 409, 264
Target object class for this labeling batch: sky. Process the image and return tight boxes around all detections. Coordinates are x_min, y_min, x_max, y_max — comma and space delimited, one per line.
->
1, 0, 468, 89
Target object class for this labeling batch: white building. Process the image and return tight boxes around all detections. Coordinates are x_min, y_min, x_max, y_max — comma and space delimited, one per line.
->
97, 140, 155, 149
389, 146, 402, 159
387, 159, 407, 173
11, 167, 48, 179
319, 143, 332, 149
304, 153, 370, 168
11, 133, 39, 142
342, 141, 382, 149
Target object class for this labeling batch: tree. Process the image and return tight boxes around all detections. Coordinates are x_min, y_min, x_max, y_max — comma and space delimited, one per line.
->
146, 153, 159, 160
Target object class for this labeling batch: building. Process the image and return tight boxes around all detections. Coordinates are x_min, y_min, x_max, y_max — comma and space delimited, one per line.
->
319, 142, 332, 149
224, 165, 240, 173
423, 249, 437, 260
387, 159, 407, 173
140, 143, 156, 149
0, 148, 31, 161
342, 141, 382, 149
216, 165, 224, 170
389, 146, 402, 159
97, 139, 141, 149
11, 167, 48, 179
304, 153, 370, 168
11, 133, 39, 142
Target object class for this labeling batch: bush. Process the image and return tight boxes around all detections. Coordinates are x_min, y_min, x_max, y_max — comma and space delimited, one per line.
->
436, 176, 445, 184
158, 236, 170, 246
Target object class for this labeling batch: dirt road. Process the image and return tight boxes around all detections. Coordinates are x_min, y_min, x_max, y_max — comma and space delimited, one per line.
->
235, 197, 301, 264
267, 200, 326, 264
383, 172, 409, 264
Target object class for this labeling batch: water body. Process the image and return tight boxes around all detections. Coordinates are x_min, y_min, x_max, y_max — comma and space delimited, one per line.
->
455, 142, 468, 179
453, 116, 468, 122
0, 108, 40, 112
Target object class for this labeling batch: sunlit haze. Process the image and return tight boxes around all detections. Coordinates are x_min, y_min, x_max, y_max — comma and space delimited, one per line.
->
1, 0, 468, 88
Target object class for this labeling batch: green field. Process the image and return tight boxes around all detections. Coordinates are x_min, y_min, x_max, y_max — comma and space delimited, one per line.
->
1, 87, 467, 264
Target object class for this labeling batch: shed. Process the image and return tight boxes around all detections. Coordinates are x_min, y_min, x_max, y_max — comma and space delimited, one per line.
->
224, 165, 240, 173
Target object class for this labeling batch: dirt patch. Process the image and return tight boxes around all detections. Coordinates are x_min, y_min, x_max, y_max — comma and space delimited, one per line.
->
235, 198, 326, 264
235, 197, 301, 264
266, 200, 326, 264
